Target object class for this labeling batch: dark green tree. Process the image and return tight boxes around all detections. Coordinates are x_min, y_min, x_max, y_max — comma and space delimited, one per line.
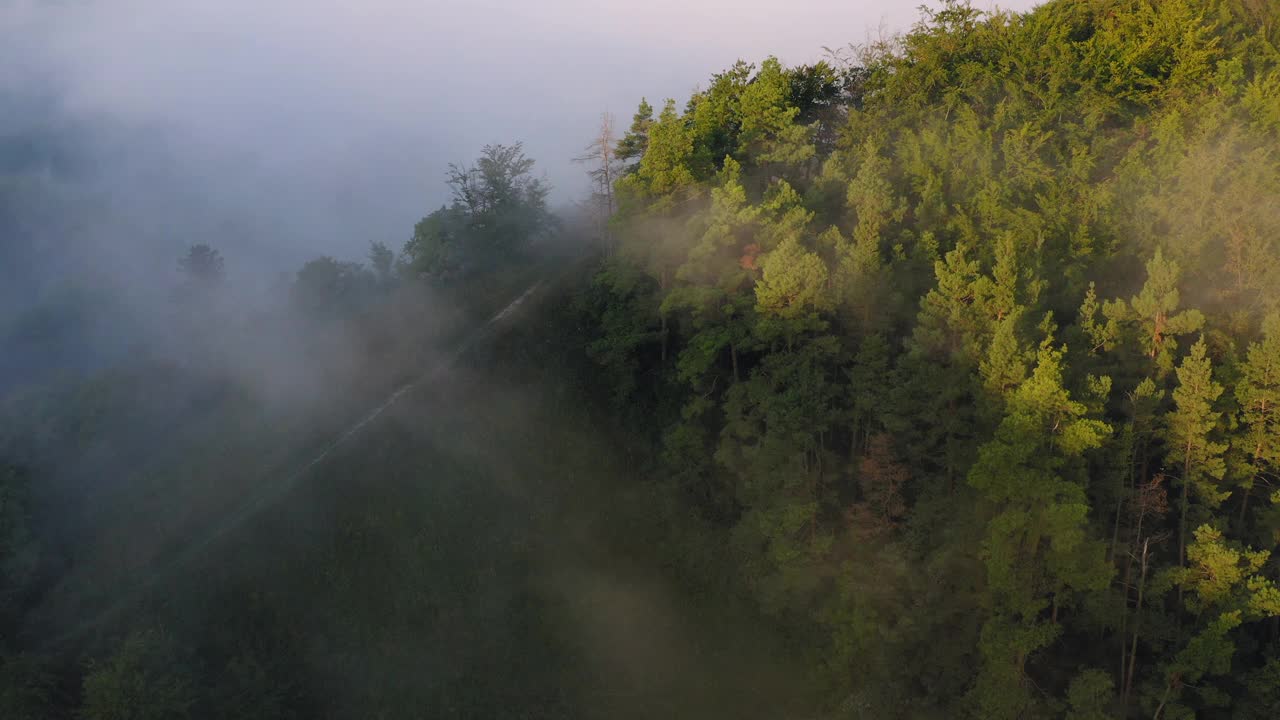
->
616, 98, 654, 171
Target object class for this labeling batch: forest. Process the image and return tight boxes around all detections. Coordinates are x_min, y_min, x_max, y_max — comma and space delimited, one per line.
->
3, 0, 1280, 717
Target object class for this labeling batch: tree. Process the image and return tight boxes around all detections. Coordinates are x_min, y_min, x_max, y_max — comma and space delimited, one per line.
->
687, 61, 753, 176
367, 241, 396, 289
1238, 659, 1280, 720
445, 142, 552, 259
1234, 313, 1280, 534
581, 8, 1280, 711
177, 244, 225, 287
833, 139, 897, 330
1075, 282, 1121, 356
1065, 668, 1114, 720
1165, 337, 1228, 571
737, 57, 815, 168
292, 256, 376, 315
404, 143, 553, 279
910, 242, 988, 365
403, 205, 465, 281
624, 99, 695, 204
1152, 524, 1280, 717
786, 61, 847, 153
754, 233, 831, 327
719, 336, 843, 612
662, 157, 759, 385
81, 629, 199, 720
845, 333, 891, 455
848, 433, 908, 537
616, 98, 654, 171
966, 343, 1112, 719
900, 241, 994, 488
1112, 249, 1206, 377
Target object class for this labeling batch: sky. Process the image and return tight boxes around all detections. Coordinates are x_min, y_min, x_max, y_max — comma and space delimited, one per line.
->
1, 0, 1044, 269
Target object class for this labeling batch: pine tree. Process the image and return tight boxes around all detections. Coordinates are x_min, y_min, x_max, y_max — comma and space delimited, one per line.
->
834, 139, 896, 330
625, 99, 695, 205
719, 337, 842, 612
1154, 524, 1280, 717
1122, 249, 1206, 376
846, 333, 891, 456
910, 242, 988, 365
616, 98, 654, 171
967, 343, 1112, 719
664, 157, 759, 387
1076, 282, 1121, 355
1234, 313, 1280, 534
687, 62, 752, 175
1165, 337, 1228, 572
737, 57, 814, 168
979, 310, 1030, 400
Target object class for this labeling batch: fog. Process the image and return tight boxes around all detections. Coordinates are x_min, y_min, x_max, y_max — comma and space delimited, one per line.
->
0, 0, 1042, 495
3, 0, 1039, 283
2, 0, 1042, 664
5, 0, 1280, 715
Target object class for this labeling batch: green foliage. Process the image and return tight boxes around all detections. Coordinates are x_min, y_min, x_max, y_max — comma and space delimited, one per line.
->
1152, 524, 1280, 715
966, 344, 1112, 718
81, 630, 199, 720
911, 244, 979, 358
292, 256, 378, 315
687, 62, 752, 176
404, 204, 466, 280
1174, 524, 1275, 615
1065, 668, 1115, 720
404, 143, 552, 278
1237, 658, 1280, 719
578, 1, 1280, 715
10, 1, 1280, 718
754, 233, 830, 323
1165, 337, 1229, 564
616, 97, 654, 170
1235, 312, 1280, 539
578, 259, 663, 410
738, 57, 815, 167
720, 336, 842, 612
624, 99, 696, 204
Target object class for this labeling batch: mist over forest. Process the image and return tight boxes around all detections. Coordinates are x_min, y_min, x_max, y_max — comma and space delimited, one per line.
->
4, 1, 1280, 718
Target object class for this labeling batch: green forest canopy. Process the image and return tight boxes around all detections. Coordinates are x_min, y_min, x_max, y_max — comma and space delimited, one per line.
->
575, 0, 1280, 716
4, 0, 1280, 718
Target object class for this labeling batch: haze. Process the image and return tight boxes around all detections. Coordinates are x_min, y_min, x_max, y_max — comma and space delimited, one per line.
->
9, 2, 1280, 717
2, 0, 1038, 275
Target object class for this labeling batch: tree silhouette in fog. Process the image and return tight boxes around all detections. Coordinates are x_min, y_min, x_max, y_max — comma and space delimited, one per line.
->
177, 244, 225, 288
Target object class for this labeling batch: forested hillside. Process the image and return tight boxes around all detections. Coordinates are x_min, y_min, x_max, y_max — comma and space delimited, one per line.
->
0, 141, 579, 717
573, 0, 1280, 716
4, 0, 1280, 718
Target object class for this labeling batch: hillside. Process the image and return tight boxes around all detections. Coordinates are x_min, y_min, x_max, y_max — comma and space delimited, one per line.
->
572, 0, 1280, 716
3, 0, 1280, 718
